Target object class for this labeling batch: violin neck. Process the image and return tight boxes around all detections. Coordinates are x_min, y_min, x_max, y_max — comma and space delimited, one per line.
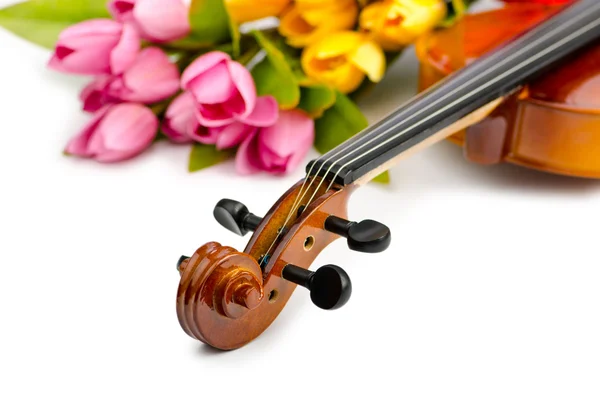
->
307, 0, 600, 186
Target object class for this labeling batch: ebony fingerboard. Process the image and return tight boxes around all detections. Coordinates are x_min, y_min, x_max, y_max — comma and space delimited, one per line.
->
307, 0, 600, 186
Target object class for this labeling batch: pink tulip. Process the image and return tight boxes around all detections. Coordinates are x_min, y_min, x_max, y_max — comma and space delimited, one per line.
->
80, 75, 114, 113
163, 93, 255, 148
49, 19, 140, 75
236, 110, 314, 175
109, 0, 191, 42
80, 47, 180, 112
194, 122, 256, 149
65, 104, 158, 162
162, 92, 199, 143
181, 51, 279, 128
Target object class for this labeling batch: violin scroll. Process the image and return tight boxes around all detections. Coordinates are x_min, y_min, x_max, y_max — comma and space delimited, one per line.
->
174, 179, 389, 350
176, 242, 265, 343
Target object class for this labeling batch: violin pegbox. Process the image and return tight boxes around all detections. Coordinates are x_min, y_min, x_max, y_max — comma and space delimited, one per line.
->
174, 178, 390, 350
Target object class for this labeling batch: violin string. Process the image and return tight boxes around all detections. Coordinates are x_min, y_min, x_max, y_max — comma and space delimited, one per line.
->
260, 177, 309, 266
260, 161, 320, 267
261, 147, 343, 263
262, 1, 599, 264
327, 14, 600, 181
322, 4, 589, 166
308, 1, 598, 179
299, 1, 599, 212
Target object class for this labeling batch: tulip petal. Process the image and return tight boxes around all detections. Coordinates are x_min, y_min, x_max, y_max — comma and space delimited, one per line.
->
349, 40, 386, 83
87, 121, 109, 155
243, 96, 279, 127
259, 109, 314, 158
96, 104, 158, 152
59, 19, 122, 40
196, 104, 235, 127
121, 47, 180, 103
313, 31, 363, 59
80, 76, 114, 112
189, 126, 219, 144
186, 62, 236, 104
225, 0, 290, 23
51, 35, 120, 74
65, 107, 110, 157
215, 122, 255, 150
299, 0, 357, 26
57, 34, 120, 52
181, 51, 231, 89
235, 132, 262, 175
279, 6, 312, 38
110, 23, 141, 74
162, 92, 196, 143
251, 109, 314, 173
134, 0, 191, 42
227, 61, 257, 118
108, 0, 136, 22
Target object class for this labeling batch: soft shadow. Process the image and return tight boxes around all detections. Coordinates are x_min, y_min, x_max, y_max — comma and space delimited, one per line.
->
193, 295, 309, 357
407, 142, 600, 196
197, 343, 230, 357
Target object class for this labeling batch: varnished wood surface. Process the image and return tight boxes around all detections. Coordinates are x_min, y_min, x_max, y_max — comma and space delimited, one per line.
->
176, 179, 353, 350
417, 3, 600, 178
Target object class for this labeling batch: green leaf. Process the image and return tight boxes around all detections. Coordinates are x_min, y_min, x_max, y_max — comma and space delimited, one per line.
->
298, 84, 336, 118
314, 91, 390, 184
229, 19, 240, 58
188, 0, 231, 46
314, 91, 367, 154
0, 0, 110, 49
372, 172, 390, 184
188, 144, 234, 172
250, 31, 300, 109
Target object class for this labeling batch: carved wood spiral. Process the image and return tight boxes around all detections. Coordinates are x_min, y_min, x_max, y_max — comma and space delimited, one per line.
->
176, 242, 264, 344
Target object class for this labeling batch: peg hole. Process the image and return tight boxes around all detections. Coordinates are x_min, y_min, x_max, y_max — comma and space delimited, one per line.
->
268, 289, 279, 303
304, 236, 315, 251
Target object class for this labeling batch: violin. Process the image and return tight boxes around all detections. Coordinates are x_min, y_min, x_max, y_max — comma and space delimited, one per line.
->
175, 0, 600, 350
417, 2, 600, 177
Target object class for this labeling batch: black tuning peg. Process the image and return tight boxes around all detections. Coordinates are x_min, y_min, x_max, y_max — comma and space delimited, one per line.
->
213, 199, 263, 236
324, 215, 391, 253
282, 264, 352, 310
176, 255, 190, 271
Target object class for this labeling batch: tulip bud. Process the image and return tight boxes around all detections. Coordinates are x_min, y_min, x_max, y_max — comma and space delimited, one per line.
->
182, 51, 279, 128
109, 0, 191, 42
301, 31, 386, 94
225, 0, 291, 23
81, 47, 180, 112
236, 110, 314, 175
360, 0, 447, 51
49, 19, 140, 75
162, 92, 198, 144
65, 104, 158, 162
279, 0, 358, 48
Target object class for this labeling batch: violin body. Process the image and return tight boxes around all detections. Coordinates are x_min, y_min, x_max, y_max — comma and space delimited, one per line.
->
417, 3, 600, 178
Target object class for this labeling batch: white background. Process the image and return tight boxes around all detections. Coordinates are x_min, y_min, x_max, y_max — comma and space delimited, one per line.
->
2, 0, 600, 396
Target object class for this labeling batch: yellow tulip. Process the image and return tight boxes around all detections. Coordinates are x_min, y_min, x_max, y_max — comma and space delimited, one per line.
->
225, 0, 291, 23
301, 31, 386, 94
359, 0, 447, 51
279, 0, 358, 48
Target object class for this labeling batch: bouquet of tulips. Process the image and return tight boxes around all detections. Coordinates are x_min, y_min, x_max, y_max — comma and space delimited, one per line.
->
0, 0, 474, 179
